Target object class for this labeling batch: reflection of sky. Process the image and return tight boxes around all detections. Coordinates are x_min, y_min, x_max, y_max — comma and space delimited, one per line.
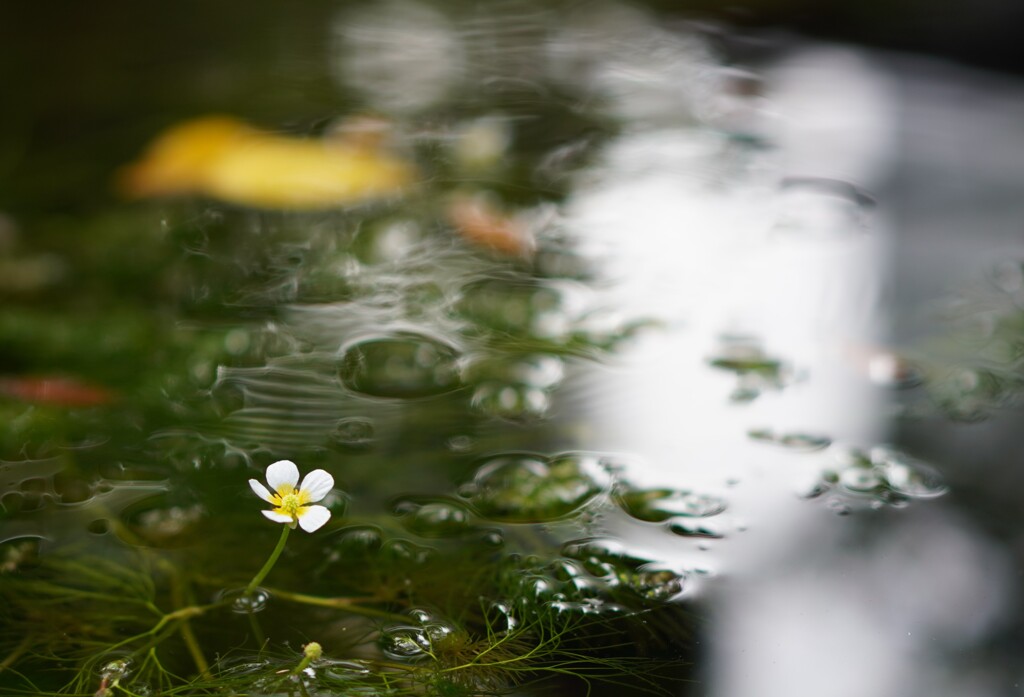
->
557, 34, 1012, 697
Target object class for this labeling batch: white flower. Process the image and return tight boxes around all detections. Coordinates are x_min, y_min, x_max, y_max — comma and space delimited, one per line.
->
249, 460, 334, 532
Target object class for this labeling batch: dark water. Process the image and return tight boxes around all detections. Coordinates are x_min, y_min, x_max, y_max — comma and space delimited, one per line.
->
2, 3, 1023, 696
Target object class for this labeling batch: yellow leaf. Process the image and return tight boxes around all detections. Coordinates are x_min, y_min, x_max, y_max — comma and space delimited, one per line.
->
117, 115, 415, 210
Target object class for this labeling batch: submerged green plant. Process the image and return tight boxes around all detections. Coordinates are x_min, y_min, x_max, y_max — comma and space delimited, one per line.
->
0, 457, 694, 697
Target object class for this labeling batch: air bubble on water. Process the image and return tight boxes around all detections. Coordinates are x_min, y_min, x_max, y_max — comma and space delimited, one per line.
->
487, 601, 519, 633
614, 485, 727, 522
333, 525, 384, 555
338, 332, 462, 398
630, 568, 685, 600
99, 657, 131, 682
331, 417, 376, 449
322, 660, 372, 681
219, 587, 270, 614
394, 498, 473, 538
871, 448, 948, 498
838, 467, 881, 492
550, 558, 584, 581
517, 574, 556, 600
88, 518, 110, 535
380, 618, 457, 662
456, 278, 581, 340
463, 451, 609, 523
447, 435, 474, 452
570, 576, 604, 598
547, 598, 603, 616
810, 446, 947, 511
381, 627, 432, 660
583, 557, 618, 580
380, 539, 435, 565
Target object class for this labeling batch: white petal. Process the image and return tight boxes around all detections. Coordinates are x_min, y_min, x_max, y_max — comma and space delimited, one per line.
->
249, 479, 276, 504
296, 505, 331, 532
261, 510, 293, 524
266, 460, 299, 494
299, 469, 334, 503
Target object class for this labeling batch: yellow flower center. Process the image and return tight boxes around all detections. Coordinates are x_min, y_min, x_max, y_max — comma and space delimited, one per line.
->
273, 487, 310, 518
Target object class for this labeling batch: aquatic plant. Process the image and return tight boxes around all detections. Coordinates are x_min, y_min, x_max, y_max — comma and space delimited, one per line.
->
0, 453, 698, 697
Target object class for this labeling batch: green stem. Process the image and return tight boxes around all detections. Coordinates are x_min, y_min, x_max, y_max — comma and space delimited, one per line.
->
171, 575, 211, 680
0, 634, 32, 673
266, 588, 408, 622
248, 612, 266, 649
245, 524, 291, 597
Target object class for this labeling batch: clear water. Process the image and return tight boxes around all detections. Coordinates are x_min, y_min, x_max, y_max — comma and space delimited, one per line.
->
2, 2, 1023, 696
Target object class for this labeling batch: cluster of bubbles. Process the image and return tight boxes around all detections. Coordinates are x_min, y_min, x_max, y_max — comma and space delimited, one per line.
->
505, 542, 686, 620
385, 448, 734, 571
804, 446, 947, 513
380, 608, 462, 662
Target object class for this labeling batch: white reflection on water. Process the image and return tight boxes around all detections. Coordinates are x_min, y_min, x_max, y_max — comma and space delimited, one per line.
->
560, 33, 1014, 697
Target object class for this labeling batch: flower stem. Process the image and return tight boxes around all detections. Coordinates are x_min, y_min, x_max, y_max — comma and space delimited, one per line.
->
245, 524, 291, 597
